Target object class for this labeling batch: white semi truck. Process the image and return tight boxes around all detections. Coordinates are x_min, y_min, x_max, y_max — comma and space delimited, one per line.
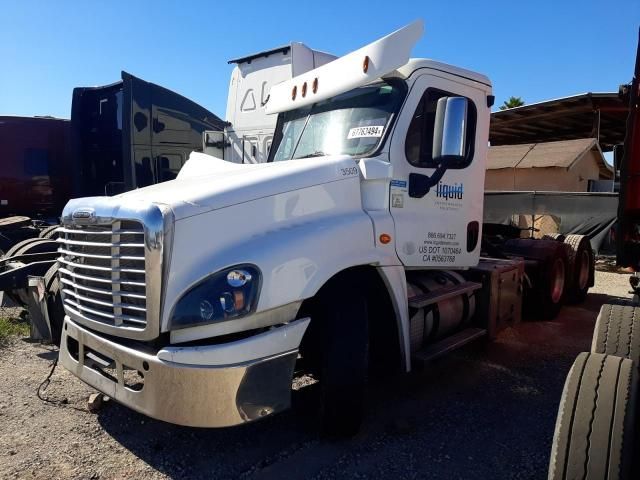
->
56, 21, 593, 436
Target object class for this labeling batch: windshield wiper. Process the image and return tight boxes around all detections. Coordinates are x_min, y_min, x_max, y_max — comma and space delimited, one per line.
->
294, 151, 327, 159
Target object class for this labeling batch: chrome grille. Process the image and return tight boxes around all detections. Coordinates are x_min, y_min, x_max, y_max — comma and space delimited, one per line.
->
58, 220, 148, 330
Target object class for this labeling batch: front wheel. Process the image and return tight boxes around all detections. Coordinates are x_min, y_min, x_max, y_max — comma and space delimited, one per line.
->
315, 288, 369, 438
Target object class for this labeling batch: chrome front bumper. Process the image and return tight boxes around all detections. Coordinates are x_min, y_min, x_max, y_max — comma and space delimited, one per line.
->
59, 317, 300, 427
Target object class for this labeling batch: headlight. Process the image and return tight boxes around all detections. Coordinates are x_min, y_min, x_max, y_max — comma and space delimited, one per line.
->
169, 265, 261, 330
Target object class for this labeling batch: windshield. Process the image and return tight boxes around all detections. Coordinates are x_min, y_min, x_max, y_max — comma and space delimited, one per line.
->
270, 80, 405, 162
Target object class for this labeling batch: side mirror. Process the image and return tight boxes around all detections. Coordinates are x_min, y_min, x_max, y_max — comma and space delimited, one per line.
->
432, 96, 468, 165
408, 96, 471, 199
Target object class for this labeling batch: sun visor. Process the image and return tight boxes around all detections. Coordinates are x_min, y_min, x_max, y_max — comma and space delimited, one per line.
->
265, 19, 424, 114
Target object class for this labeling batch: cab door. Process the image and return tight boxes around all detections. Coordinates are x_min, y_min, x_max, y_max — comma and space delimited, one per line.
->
388, 73, 490, 268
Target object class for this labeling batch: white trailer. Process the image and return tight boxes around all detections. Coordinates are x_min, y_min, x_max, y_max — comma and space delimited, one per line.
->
203, 43, 335, 163
56, 21, 593, 437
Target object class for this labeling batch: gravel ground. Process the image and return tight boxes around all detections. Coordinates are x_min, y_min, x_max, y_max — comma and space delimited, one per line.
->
0, 270, 632, 480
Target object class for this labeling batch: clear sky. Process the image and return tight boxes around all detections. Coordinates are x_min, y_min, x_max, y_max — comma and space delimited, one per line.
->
1, 0, 638, 120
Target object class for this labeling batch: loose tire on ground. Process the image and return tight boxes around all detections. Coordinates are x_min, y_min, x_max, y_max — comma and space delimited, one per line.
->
44, 262, 63, 346
5, 239, 59, 306
13, 239, 58, 257
3, 237, 44, 259
563, 234, 594, 303
38, 225, 60, 239
591, 303, 640, 365
548, 352, 638, 480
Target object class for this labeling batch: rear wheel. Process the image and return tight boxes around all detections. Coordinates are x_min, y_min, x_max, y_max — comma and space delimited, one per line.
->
548, 352, 638, 480
502, 239, 569, 319
542, 233, 566, 242
538, 245, 569, 320
563, 234, 594, 303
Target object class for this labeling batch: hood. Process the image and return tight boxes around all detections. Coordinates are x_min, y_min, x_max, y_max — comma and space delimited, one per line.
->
116, 152, 360, 220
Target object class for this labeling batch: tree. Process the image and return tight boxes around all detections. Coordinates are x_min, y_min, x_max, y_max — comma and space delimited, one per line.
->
499, 96, 525, 110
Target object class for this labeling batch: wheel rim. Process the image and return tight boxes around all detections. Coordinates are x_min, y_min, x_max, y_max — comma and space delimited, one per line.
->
577, 249, 590, 290
550, 258, 565, 303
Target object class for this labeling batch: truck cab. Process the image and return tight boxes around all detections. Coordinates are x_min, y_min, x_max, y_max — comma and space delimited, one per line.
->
58, 21, 513, 436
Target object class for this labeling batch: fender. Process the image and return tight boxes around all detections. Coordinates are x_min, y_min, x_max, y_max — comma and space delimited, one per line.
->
376, 265, 411, 371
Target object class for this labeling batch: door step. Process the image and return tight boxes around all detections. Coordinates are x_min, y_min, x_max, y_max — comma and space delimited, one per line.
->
411, 327, 487, 366
408, 281, 482, 309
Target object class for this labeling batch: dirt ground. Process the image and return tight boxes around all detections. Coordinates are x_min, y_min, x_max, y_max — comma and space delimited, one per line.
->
0, 270, 632, 480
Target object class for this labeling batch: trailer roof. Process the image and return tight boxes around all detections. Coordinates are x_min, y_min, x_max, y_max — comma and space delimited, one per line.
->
227, 45, 291, 65
0, 115, 69, 122
490, 92, 629, 152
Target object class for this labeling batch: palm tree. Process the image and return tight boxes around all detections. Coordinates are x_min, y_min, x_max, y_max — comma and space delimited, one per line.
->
499, 96, 525, 110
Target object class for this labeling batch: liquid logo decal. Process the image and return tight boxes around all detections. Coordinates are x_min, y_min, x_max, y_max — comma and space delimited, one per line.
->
435, 182, 464, 200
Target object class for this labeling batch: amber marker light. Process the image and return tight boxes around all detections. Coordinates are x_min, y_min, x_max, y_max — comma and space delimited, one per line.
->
312, 77, 318, 93
233, 290, 245, 310
363, 55, 370, 73
301, 82, 307, 97
291, 85, 297, 100
379, 233, 391, 244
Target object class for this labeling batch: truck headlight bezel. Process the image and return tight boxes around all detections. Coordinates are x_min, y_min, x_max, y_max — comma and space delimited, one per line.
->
169, 264, 262, 330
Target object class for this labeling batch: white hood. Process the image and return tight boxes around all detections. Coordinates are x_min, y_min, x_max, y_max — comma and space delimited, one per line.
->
116, 152, 361, 220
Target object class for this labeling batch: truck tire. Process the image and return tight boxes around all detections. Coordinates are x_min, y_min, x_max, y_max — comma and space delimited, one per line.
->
0, 216, 31, 230
13, 239, 58, 257
537, 245, 569, 320
38, 225, 60, 239
591, 304, 640, 365
548, 352, 638, 480
5, 240, 59, 307
543, 233, 566, 242
501, 238, 568, 319
316, 285, 369, 438
563, 234, 594, 304
3, 237, 43, 259
44, 263, 63, 346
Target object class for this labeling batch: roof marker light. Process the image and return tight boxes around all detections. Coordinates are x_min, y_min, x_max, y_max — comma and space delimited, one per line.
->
363, 55, 370, 73
291, 86, 297, 100
312, 77, 318, 93
301, 82, 307, 98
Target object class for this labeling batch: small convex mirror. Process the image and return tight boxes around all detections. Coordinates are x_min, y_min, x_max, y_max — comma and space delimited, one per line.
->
432, 96, 468, 164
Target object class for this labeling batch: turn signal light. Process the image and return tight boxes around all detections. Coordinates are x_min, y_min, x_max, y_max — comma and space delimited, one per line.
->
379, 233, 391, 244
234, 290, 245, 310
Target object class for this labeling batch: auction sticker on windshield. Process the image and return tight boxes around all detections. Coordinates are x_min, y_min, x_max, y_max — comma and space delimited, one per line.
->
347, 126, 384, 139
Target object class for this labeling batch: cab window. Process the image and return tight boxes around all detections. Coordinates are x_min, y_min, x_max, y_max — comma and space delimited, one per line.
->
405, 88, 476, 168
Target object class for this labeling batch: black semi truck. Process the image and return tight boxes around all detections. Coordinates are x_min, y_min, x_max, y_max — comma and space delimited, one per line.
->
0, 72, 224, 332
0, 71, 224, 252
